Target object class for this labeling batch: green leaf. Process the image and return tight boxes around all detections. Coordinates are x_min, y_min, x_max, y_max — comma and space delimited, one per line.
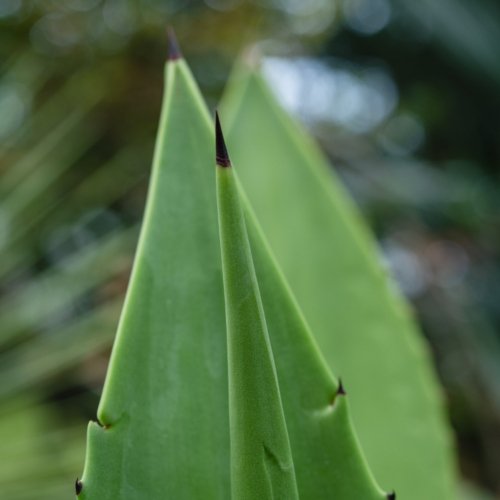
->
79, 48, 445, 499
221, 64, 456, 499
217, 118, 385, 499
216, 120, 299, 500
79, 56, 229, 499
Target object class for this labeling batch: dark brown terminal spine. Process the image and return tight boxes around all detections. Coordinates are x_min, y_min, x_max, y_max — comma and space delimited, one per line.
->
215, 112, 231, 167
387, 491, 396, 499
167, 26, 182, 61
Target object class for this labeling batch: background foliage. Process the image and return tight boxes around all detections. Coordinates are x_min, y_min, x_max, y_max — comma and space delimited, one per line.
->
1, 0, 500, 498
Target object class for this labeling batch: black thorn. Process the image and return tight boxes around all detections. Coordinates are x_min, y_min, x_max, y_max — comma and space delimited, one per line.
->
75, 478, 83, 495
167, 26, 182, 61
215, 112, 231, 167
337, 378, 346, 396
387, 491, 396, 500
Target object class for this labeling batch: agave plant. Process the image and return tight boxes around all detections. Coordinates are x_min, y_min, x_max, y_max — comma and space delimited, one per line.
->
75, 32, 455, 499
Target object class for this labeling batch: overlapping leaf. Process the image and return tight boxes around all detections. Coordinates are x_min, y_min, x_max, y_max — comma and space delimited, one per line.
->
221, 62, 456, 499
216, 122, 386, 499
216, 120, 299, 499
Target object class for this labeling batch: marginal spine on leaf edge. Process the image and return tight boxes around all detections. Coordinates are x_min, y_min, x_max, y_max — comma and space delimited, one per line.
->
167, 26, 182, 61
75, 478, 83, 495
215, 112, 231, 168
337, 378, 346, 396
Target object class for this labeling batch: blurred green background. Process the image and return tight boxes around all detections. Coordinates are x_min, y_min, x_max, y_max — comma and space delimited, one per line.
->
1, 1, 500, 498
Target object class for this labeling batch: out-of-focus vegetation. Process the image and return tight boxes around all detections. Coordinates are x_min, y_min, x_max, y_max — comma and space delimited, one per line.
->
1, 1, 499, 498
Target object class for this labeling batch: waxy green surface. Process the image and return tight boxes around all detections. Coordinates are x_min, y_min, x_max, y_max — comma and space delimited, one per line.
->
216, 154, 300, 500
245, 210, 386, 500
217, 157, 387, 498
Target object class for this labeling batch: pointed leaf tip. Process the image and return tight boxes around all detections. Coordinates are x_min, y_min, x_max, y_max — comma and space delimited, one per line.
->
75, 478, 83, 495
167, 26, 182, 61
215, 112, 231, 167
337, 378, 346, 396
387, 491, 396, 499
